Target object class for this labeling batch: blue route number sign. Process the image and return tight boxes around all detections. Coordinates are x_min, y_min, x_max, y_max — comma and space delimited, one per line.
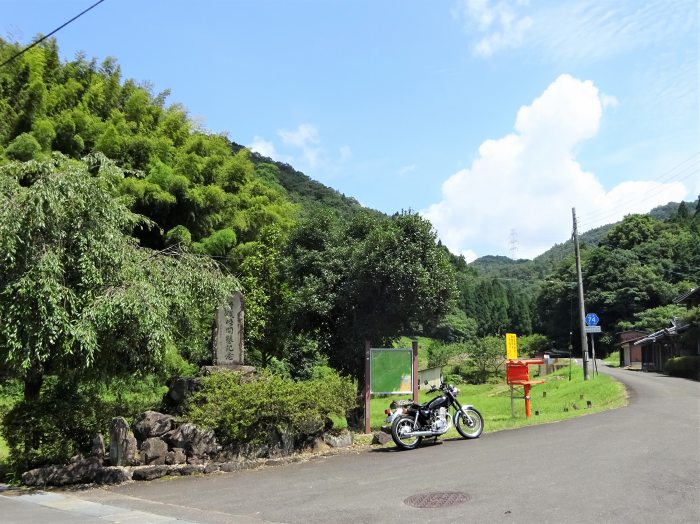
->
585, 313, 600, 326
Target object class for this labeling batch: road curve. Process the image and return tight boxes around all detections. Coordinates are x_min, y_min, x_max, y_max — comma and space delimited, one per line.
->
3, 365, 699, 523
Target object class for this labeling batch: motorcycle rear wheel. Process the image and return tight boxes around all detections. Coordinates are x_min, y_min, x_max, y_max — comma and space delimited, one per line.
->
455, 407, 483, 439
391, 415, 423, 450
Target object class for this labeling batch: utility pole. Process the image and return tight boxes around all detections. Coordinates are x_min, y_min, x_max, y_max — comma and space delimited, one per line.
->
572, 208, 590, 380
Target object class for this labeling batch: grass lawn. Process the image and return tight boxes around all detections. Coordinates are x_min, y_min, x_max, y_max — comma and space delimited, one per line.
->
604, 350, 621, 368
367, 365, 627, 438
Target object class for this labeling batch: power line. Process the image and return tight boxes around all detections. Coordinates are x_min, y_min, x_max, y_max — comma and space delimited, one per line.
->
577, 152, 700, 229
0, 0, 107, 69
579, 152, 698, 222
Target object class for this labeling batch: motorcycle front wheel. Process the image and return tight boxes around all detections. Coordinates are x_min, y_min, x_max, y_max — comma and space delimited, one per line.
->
455, 407, 483, 439
391, 415, 423, 450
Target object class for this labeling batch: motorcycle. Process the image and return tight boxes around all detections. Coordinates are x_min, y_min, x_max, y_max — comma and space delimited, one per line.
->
384, 382, 483, 450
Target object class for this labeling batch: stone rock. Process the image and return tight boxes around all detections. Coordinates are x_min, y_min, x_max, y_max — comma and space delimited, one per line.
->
165, 447, 187, 465
22, 465, 59, 486
372, 431, 392, 445
110, 417, 140, 466
268, 422, 295, 456
94, 467, 132, 485
132, 411, 175, 441
177, 464, 205, 476
22, 457, 102, 487
311, 437, 330, 452
164, 423, 218, 457
91, 434, 105, 459
323, 431, 353, 448
132, 465, 172, 481
220, 462, 243, 473
218, 442, 268, 462
161, 377, 202, 415
141, 437, 169, 465
204, 463, 221, 474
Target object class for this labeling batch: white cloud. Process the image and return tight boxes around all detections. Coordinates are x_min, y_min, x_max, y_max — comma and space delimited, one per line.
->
422, 74, 687, 260
601, 94, 619, 108
248, 136, 277, 159
453, 0, 533, 57
339, 145, 352, 162
529, 0, 696, 64
398, 164, 417, 175
278, 123, 319, 148
278, 123, 324, 168
461, 249, 479, 263
453, 1, 696, 63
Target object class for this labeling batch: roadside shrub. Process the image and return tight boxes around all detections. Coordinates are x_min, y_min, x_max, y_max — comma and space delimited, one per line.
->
442, 373, 462, 385
98, 375, 170, 418
664, 356, 700, 380
1, 378, 110, 474
184, 369, 355, 447
327, 413, 348, 432
1, 374, 167, 476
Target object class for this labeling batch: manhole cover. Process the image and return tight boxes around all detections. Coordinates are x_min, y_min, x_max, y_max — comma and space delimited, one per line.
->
404, 491, 470, 508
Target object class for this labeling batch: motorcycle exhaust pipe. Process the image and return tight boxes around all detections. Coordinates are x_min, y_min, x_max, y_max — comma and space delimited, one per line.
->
404, 429, 449, 437
404, 430, 439, 437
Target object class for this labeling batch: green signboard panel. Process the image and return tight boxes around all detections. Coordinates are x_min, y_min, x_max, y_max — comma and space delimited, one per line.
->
370, 348, 413, 394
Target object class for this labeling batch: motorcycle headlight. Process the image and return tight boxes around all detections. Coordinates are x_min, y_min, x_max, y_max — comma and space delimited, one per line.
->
453, 387, 460, 396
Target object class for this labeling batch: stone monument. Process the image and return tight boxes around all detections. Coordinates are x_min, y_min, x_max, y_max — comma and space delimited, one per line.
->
209, 291, 254, 373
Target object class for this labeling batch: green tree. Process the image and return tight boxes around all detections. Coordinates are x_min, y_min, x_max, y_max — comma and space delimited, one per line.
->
0, 156, 236, 400
466, 336, 504, 384
517, 334, 551, 357
285, 210, 456, 378
4, 132, 42, 161
427, 341, 467, 368
236, 226, 292, 368
431, 309, 477, 343
600, 214, 658, 250
617, 304, 686, 332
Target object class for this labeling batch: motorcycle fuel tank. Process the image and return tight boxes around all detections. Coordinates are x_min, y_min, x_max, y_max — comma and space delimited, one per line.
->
427, 395, 449, 411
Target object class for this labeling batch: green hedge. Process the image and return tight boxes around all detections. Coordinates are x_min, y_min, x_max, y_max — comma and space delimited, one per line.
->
664, 355, 700, 380
1, 375, 167, 477
2, 379, 110, 474
184, 368, 355, 447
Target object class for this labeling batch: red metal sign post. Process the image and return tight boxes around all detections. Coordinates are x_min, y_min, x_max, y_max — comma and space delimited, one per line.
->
506, 359, 545, 417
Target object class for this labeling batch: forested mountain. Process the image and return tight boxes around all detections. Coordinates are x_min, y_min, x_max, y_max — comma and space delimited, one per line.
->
235, 145, 366, 218
473, 199, 697, 281
468, 200, 699, 353
537, 207, 700, 353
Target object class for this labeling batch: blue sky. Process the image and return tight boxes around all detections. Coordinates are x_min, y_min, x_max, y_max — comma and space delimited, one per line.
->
4, 0, 698, 260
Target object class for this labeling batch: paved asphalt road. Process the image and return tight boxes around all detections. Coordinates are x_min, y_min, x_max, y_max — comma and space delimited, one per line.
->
2, 364, 699, 523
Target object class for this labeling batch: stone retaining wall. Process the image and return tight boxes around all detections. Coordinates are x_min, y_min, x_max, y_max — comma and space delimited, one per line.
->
21, 410, 353, 487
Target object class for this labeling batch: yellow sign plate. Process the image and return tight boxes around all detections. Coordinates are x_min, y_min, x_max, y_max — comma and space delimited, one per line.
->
506, 333, 518, 360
